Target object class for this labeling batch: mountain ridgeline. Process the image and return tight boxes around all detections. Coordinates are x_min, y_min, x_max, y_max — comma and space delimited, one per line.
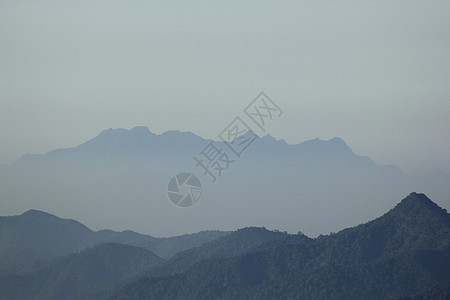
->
0, 214, 286, 299
2, 126, 449, 238
112, 193, 450, 300
0, 209, 228, 276
0, 243, 163, 300
0, 193, 449, 299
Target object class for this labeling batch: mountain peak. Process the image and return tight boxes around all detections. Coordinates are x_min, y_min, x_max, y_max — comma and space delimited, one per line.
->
18, 210, 93, 234
396, 192, 440, 211
388, 192, 449, 224
296, 137, 355, 157
329, 136, 346, 144
22, 209, 57, 219
97, 126, 154, 138
130, 126, 150, 133
160, 129, 201, 139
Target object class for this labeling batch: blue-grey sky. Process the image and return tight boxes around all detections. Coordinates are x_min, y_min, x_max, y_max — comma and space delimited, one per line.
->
1, 0, 449, 174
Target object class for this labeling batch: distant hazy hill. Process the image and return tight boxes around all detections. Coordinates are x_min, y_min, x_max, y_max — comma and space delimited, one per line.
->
0, 210, 228, 275
113, 193, 450, 300
0, 243, 163, 300
16, 126, 391, 172
1, 126, 449, 237
17, 127, 205, 166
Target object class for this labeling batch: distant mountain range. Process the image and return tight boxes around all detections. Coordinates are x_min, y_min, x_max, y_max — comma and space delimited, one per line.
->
1, 193, 449, 299
0, 126, 449, 237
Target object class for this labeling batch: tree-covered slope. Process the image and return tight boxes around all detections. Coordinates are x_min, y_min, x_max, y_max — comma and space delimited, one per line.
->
113, 193, 450, 300
149, 227, 288, 276
0, 243, 163, 300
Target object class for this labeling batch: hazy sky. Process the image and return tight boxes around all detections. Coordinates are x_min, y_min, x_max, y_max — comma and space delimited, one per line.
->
1, 0, 449, 174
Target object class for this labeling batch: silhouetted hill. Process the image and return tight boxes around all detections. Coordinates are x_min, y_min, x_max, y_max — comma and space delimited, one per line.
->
0, 223, 285, 299
0, 209, 94, 275
0, 243, 163, 300
0, 209, 92, 257
17, 126, 206, 165
0, 210, 227, 275
79, 229, 229, 259
149, 227, 288, 276
112, 193, 450, 300
314, 192, 450, 265
1, 126, 425, 239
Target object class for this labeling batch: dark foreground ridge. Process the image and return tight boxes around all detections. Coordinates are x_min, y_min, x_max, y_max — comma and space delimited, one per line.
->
112, 192, 450, 300
0, 192, 449, 300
